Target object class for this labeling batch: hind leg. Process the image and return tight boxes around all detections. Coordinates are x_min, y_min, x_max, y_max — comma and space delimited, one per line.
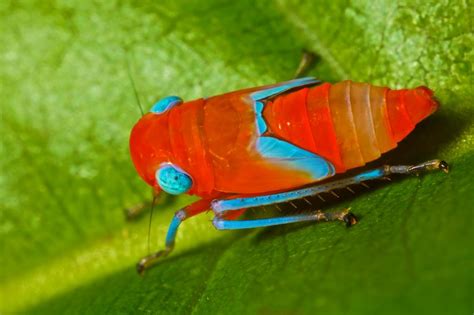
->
212, 159, 449, 231
212, 160, 449, 213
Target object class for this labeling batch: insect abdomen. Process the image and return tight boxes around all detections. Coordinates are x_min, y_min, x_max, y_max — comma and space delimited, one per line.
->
263, 81, 438, 173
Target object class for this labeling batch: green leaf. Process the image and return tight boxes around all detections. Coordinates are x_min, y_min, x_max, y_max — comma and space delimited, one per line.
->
1, 0, 472, 314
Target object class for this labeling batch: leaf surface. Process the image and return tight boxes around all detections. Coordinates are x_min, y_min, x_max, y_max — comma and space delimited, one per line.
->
1, 0, 472, 314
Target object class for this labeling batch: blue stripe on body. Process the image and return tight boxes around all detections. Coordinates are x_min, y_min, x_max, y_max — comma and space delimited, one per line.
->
251, 77, 320, 136
251, 77, 320, 101
257, 136, 335, 181
254, 101, 267, 134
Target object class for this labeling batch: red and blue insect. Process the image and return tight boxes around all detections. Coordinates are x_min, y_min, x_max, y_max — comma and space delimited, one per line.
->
129, 77, 448, 272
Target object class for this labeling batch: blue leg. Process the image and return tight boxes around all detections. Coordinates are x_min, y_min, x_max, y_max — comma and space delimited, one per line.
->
212, 160, 448, 213
136, 199, 211, 274
164, 210, 186, 248
136, 210, 185, 274
213, 208, 357, 230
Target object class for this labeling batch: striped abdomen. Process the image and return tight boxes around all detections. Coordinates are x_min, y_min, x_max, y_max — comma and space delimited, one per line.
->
263, 81, 438, 172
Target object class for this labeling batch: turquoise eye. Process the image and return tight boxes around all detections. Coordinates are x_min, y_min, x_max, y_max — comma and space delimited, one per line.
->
156, 165, 192, 195
150, 96, 182, 114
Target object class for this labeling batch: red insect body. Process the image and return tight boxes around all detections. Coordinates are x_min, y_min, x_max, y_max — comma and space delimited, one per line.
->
129, 80, 438, 199
263, 82, 437, 171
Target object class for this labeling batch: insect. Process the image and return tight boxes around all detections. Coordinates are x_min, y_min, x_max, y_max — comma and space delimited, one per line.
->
130, 76, 448, 273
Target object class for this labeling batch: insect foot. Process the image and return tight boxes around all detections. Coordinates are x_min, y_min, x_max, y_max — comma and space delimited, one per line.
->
323, 208, 358, 227
136, 246, 174, 275
335, 208, 358, 227
408, 159, 449, 174
342, 212, 358, 227
387, 159, 449, 176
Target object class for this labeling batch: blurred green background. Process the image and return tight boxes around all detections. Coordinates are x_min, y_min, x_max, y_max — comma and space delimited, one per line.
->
1, 0, 472, 314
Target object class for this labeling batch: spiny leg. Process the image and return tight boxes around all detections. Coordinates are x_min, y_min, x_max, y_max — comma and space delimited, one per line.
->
212, 159, 449, 231
213, 208, 357, 230
136, 198, 211, 274
212, 159, 449, 213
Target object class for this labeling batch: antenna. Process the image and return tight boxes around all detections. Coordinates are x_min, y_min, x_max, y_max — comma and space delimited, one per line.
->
147, 193, 159, 254
126, 56, 145, 116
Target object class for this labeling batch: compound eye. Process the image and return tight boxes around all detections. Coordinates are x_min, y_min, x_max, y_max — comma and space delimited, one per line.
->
150, 96, 183, 114
156, 164, 192, 195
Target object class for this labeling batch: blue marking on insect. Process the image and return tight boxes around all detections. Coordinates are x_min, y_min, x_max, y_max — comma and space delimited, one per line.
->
251, 77, 320, 101
150, 95, 183, 114
254, 101, 267, 134
156, 164, 193, 195
210, 77, 332, 214
256, 136, 335, 179
354, 168, 384, 182
250, 77, 320, 135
